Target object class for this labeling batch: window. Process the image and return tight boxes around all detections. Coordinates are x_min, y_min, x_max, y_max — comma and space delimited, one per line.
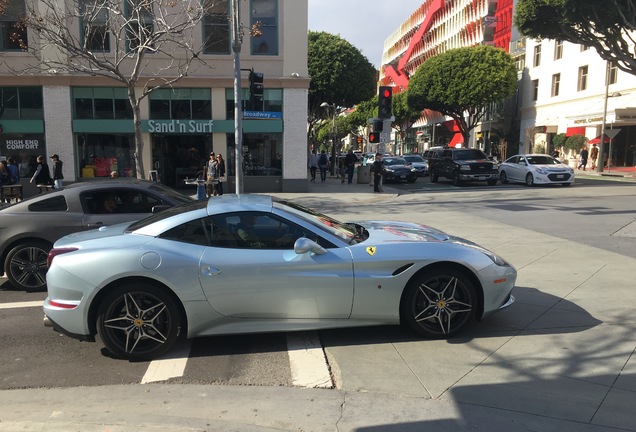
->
580, 44, 589, 51
77, 134, 137, 178
578, 66, 588, 91
533, 44, 541, 67
554, 40, 563, 60
0, 0, 27, 50
0, 86, 43, 119
125, 0, 153, 51
149, 88, 212, 120
82, 0, 110, 52
532, 79, 539, 101
227, 132, 282, 177
82, 189, 162, 215
72, 87, 132, 119
27, 196, 68, 212
225, 88, 282, 118
609, 63, 618, 85
213, 212, 306, 249
250, 0, 278, 55
203, 0, 230, 54
551, 73, 560, 97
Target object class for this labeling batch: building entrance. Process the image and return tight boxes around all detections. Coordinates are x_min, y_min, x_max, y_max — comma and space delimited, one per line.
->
152, 135, 211, 189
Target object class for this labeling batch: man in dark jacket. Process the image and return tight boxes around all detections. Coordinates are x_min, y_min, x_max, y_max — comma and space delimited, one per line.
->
371, 153, 385, 193
50, 154, 64, 188
344, 149, 357, 184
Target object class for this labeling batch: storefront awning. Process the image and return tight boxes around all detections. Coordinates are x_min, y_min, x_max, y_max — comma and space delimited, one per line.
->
566, 127, 586, 136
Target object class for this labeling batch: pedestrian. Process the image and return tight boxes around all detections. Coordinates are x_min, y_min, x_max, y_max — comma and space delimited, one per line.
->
371, 152, 385, 193
578, 146, 589, 170
215, 153, 226, 196
50, 154, 64, 188
551, 149, 560, 159
204, 152, 219, 197
344, 148, 357, 184
590, 143, 599, 169
6, 157, 19, 185
318, 150, 329, 182
307, 149, 320, 182
0, 161, 9, 186
29, 155, 52, 186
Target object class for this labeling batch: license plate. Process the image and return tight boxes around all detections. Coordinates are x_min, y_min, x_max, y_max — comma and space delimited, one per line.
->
400, 175, 406, 179
557, 174, 564, 179
478, 176, 486, 181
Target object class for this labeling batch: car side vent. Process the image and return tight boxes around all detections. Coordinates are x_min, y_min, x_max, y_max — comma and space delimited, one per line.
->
392, 263, 414, 276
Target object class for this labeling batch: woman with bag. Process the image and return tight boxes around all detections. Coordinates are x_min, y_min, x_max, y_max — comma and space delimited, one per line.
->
29, 155, 53, 187
215, 154, 226, 196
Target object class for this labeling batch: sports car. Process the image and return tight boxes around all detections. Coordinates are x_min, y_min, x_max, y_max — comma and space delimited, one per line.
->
43, 195, 516, 360
498, 154, 575, 186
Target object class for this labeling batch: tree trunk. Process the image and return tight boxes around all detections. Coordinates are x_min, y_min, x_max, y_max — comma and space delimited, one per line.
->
129, 87, 145, 180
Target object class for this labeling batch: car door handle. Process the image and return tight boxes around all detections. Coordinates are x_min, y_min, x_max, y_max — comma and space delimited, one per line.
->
203, 266, 221, 276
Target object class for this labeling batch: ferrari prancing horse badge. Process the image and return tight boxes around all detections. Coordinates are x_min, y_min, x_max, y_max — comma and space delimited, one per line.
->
366, 246, 376, 256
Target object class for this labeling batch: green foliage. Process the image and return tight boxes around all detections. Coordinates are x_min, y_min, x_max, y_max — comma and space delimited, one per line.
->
392, 91, 421, 140
564, 134, 587, 151
407, 46, 517, 142
552, 133, 567, 149
347, 96, 378, 130
514, 0, 636, 75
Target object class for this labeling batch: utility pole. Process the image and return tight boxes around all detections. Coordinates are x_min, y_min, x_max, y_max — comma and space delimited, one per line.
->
231, 0, 244, 194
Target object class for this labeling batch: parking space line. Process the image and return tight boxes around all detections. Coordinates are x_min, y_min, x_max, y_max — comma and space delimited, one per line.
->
0, 301, 43, 310
286, 331, 333, 388
141, 341, 192, 384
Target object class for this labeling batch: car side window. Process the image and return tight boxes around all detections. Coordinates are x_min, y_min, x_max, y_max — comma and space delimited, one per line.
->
27, 195, 68, 212
159, 218, 210, 247
82, 190, 162, 214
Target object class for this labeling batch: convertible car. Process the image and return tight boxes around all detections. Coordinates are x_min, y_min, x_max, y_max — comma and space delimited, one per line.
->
44, 195, 516, 360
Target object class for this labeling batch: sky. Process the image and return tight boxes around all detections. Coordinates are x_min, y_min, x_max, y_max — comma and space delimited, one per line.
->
307, 0, 425, 68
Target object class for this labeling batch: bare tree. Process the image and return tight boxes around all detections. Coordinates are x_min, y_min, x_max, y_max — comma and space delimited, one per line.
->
12, 0, 227, 178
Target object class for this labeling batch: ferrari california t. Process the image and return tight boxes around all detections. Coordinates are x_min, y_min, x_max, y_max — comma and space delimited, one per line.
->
44, 195, 516, 360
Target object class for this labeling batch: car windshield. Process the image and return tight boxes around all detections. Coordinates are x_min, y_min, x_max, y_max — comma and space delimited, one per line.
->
526, 156, 560, 165
403, 155, 424, 163
125, 200, 207, 232
149, 183, 195, 204
383, 158, 407, 166
454, 150, 488, 160
274, 199, 358, 243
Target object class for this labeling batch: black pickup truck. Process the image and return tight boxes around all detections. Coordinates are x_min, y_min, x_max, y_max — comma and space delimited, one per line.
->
428, 148, 498, 186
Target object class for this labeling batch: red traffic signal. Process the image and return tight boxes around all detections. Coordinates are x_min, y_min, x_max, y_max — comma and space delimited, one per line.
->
378, 86, 392, 118
369, 132, 380, 143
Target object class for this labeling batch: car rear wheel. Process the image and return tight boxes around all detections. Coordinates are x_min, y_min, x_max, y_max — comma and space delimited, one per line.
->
400, 267, 476, 338
500, 171, 509, 184
97, 283, 183, 360
5, 240, 51, 292
525, 173, 535, 186
430, 169, 438, 183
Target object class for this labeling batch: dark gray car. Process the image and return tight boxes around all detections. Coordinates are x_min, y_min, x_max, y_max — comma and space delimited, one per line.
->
0, 179, 193, 291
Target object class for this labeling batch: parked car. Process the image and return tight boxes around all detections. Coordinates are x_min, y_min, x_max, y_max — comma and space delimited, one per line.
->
429, 148, 498, 186
498, 154, 575, 186
402, 154, 428, 176
382, 157, 418, 183
44, 194, 516, 360
0, 179, 193, 291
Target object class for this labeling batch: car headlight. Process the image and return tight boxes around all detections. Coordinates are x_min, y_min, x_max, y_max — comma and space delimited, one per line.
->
459, 242, 510, 266
536, 168, 548, 174
385, 168, 394, 173
460, 165, 471, 171
411, 168, 418, 173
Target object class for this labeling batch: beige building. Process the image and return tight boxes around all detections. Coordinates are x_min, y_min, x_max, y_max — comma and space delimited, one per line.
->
0, 0, 310, 193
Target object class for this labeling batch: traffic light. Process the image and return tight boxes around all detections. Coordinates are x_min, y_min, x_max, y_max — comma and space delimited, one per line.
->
378, 86, 392, 118
249, 70, 264, 110
369, 132, 380, 143
372, 120, 383, 132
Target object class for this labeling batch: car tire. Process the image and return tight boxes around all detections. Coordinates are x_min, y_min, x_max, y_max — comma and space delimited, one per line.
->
97, 283, 183, 360
400, 267, 476, 338
500, 171, 509, 184
525, 173, 535, 187
407, 176, 417, 183
430, 169, 438, 183
5, 240, 51, 292
452, 172, 462, 187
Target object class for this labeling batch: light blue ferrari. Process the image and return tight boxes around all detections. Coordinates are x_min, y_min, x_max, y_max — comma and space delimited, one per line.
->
44, 195, 516, 360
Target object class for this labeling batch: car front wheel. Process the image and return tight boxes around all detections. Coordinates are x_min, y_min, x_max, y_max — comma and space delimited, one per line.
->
525, 173, 535, 186
5, 240, 51, 292
500, 171, 508, 184
400, 267, 476, 338
97, 283, 183, 360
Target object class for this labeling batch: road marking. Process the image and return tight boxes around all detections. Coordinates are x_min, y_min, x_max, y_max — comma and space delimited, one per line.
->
141, 341, 192, 384
0, 301, 43, 310
286, 331, 333, 388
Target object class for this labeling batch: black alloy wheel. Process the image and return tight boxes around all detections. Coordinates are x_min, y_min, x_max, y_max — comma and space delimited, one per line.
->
97, 283, 183, 360
401, 267, 476, 338
5, 240, 51, 292
499, 171, 509, 184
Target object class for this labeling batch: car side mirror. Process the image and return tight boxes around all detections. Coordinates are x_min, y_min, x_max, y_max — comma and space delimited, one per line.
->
151, 204, 171, 214
294, 237, 327, 255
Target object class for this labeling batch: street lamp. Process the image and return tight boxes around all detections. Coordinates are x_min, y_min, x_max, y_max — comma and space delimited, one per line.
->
320, 102, 337, 175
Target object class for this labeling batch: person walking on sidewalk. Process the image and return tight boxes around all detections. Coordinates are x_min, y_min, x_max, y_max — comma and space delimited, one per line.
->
590, 143, 599, 170
318, 150, 329, 182
344, 149, 357, 184
578, 146, 589, 170
50, 154, 64, 189
30, 155, 52, 187
371, 153, 385, 193
308, 149, 320, 182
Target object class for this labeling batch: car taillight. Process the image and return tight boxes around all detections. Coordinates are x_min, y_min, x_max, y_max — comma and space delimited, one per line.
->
47, 247, 78, 268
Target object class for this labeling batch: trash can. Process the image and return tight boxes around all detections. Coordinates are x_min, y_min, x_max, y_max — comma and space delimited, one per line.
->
357, 165, 370, 184
196, 180, 206, 200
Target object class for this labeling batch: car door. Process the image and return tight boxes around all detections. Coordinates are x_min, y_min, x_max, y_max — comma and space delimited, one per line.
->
198, 212, 355, 319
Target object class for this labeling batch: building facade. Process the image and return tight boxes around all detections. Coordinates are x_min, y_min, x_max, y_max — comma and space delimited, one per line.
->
0, 0, 310, 193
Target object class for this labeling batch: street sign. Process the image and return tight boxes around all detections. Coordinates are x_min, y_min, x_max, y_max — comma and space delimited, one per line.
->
603, 128, 621, 139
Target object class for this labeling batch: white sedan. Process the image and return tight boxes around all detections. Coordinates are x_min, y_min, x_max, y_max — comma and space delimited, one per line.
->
498, 154, 575, 187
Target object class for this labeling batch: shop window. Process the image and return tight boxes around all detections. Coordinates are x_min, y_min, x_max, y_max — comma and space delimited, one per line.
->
72, 87, 132, 119
81, 0, 110, 52
77, 134, 136, 178
0, 86, 43, 119
149, 88, 211, 120
226, 133, 282, 177
250, 0, 278, 56
225, 88, 281, 119
0, 0, 27, 51
203, 0, 230, 54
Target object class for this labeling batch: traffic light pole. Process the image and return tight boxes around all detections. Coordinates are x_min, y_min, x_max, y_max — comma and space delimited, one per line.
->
231, 0, 243, 194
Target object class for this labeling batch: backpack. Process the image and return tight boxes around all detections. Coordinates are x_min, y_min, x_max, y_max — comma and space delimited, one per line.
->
319, 154, 328, 167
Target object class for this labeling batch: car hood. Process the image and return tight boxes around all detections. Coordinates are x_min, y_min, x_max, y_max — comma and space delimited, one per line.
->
455, 159, 493, 165
532, 164, 571, 171
355, 220, 458, 243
